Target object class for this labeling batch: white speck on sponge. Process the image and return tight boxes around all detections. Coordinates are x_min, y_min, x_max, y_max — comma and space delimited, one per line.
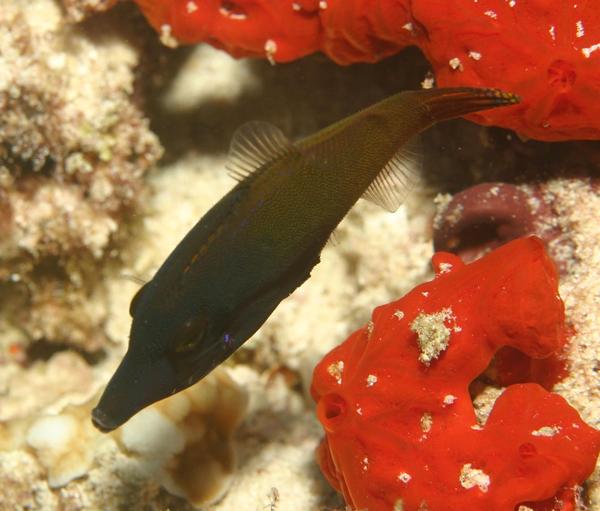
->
421, 72, 435, 88
582, 43, 600, 58
394, 309, 405, 320
160, 24, 179, 48
264, 39, 277, 65
420, 412, 433, 433
531, 425, 561, 437
443, 394, 457, 405
459, 463, 490, 492
327, 360, 345, 384
398, 472, 412, 483
366, 320, 375, 337
366, 374, 378, 387
448, 57, 463, 71
410, 308, 455, 365
219, 6, 247, 19
438, 262, 453, 274
468, 50, 482, 60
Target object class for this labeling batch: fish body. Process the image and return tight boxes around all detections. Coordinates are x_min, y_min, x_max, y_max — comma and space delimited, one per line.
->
92, 88, 518, 432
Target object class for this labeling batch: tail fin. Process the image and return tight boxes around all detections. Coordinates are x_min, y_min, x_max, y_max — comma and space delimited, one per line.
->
360, 87, 518, 212
416, 87, 520, 122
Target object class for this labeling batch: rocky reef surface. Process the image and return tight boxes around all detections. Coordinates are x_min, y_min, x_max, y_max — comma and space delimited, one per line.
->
0, 1, 598, 510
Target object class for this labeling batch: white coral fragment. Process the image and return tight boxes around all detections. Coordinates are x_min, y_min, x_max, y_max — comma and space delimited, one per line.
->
25, 405, 96, 488
117, 368, 248, 508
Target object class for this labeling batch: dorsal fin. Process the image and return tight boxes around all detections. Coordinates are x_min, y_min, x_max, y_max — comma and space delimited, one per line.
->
226, 121, 294, 181
361, 139, 421, 212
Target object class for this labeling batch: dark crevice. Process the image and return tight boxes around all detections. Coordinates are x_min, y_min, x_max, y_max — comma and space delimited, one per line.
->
145, 47, 431, 165
24, 338, 107, 367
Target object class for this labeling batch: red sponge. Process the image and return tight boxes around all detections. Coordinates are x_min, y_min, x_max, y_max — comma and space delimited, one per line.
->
311, 237, 599, 511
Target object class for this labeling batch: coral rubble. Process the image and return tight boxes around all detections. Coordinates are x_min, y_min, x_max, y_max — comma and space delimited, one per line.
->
0, 0, 161, 352
59, 0, 117, 22
1, 368, 247, 509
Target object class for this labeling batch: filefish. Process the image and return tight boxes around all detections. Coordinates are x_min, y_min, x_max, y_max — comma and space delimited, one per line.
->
92, 87, 518, 432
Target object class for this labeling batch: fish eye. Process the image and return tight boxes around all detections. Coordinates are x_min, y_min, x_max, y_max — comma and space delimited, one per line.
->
175, 316, 208, 353
176, 338, 198, 352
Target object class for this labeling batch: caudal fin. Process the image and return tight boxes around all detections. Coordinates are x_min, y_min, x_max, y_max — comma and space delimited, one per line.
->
360, 87, 518, 212
417, 87, 520, 123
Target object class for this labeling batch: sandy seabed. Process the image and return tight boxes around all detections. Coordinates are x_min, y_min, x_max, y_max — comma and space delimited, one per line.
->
0, 1, 598, 510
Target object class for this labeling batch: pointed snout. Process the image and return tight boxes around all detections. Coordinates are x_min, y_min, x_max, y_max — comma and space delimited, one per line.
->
91, 351, 178, 432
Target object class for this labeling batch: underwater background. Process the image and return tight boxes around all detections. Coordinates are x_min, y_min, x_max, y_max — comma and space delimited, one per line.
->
0, 1, 599, 510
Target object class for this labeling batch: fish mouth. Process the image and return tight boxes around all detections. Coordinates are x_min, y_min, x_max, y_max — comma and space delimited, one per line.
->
91, 351, 179, 433
91, 406, 119, 433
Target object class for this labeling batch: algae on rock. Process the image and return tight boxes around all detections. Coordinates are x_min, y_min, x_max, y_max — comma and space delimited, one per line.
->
0, 0, 161, 353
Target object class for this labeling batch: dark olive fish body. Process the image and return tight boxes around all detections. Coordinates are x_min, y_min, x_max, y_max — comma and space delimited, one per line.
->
92, 88, 518, 432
